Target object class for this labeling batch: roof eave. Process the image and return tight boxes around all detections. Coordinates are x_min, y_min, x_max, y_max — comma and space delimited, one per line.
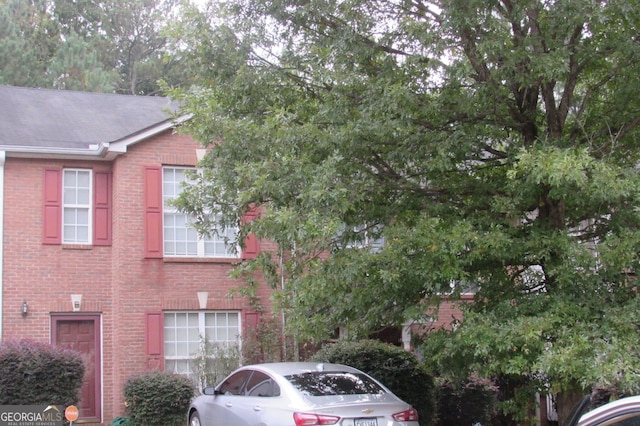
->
108, 114, 192, 156
0, 114, 192, 161
0, 144, 110, 161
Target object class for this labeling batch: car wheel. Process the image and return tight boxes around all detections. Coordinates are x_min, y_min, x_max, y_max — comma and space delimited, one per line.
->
189, 411, 202, 426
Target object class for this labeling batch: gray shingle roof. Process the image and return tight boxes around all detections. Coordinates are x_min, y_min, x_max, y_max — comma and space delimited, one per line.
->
0, 85, 180, 150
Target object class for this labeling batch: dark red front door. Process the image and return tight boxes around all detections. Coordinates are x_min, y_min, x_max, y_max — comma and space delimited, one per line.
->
52, 315, 101, 422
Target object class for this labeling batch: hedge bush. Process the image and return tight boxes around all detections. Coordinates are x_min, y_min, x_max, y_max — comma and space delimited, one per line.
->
435, 374, 498, 426
313, 339, 437, 426
0, 339, 85, 406
123, 370, 195, 426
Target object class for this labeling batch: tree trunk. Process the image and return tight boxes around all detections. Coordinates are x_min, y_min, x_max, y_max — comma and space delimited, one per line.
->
555, 386, 586, 425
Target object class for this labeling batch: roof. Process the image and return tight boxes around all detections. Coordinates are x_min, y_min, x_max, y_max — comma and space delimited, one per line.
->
0, 85, 187, 160
239, 362, 363, 376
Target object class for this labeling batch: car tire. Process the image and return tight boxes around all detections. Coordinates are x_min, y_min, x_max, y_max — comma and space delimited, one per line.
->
189, 411, 202, 426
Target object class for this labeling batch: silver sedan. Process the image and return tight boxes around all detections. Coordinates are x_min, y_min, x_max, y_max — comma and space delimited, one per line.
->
577, 395, 640, 426
188, 362, 420, 426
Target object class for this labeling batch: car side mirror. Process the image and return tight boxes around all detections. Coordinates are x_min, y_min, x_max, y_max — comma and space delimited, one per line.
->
202, 386, 216, 396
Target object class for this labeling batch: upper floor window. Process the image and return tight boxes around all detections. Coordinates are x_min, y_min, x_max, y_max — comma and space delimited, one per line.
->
63, 169, 92, 244
43, 168, 111, 246
338, 224, 385, 252
162, 167, 239, 258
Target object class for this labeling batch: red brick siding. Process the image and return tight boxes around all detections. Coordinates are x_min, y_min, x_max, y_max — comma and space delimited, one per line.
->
2, 131, 275, 424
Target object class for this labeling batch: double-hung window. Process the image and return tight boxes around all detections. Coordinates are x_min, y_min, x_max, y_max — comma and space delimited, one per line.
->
163, 311, 241, 381
162, 167, 239, 258
341, 224, 385, 252
43, 167, 111, 246
62, 169, 92, 244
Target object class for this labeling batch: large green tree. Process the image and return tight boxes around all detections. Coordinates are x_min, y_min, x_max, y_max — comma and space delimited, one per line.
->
0, 0, 58, 87
0, 0, 190, 94
168, 0, 640, 421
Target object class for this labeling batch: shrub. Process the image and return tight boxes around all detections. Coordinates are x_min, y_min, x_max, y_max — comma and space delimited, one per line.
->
0, 339, 84, 406
242, 316, 285, 364
123, 370, 195, 426
435, 373, 498, 426
312, 339, 437, 425
110, 417, 132, 426
192, 340, 241, 390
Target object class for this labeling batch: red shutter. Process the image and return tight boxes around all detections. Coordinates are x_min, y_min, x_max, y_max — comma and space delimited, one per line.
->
241, 207, 260, 260
145, 312, 164, 370
144, 166, 163, 258
93, 171, 112, 246
43, 168, 62, 244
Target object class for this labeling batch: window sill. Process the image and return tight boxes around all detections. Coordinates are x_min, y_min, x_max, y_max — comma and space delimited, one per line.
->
62, 244, 93, 250
163, 257, 242, 264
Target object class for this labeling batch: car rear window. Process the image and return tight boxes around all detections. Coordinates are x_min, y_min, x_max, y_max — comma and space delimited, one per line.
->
285, 372, 385, 396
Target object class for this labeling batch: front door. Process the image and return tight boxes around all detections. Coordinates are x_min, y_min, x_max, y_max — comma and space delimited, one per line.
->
52, 315, 101, 423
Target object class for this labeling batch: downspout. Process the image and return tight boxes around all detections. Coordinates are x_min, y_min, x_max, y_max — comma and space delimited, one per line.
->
0, 151, 5, 338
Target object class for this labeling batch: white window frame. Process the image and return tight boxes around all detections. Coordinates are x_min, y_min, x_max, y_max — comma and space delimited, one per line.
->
343, 224, 385, 251
62, 168, 92, 244
163, 311, 241, 381
162, 167, 239, 258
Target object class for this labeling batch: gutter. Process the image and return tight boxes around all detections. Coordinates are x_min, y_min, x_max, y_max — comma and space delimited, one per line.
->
0, 114, 192, 161
0, 144, 111, 160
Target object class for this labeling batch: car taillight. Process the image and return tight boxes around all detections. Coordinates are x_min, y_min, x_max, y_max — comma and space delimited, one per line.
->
392, 408, 419, 422
293, 412, 340, 425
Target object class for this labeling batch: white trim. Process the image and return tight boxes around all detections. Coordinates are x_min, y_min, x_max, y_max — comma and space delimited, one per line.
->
99, 314, 104, 425
62, 169, 93, 245
402, 322, 412, 351
0, 144, 109, 160
163, 310, 242, 378
162, 166, 240, 259
0, 151, 4, 337
108, 115, 192, 156
0, 115, 192, 161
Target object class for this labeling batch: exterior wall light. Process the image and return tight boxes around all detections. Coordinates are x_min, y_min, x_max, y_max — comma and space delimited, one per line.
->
22, 300, 28, 317
71, 294, 82, 312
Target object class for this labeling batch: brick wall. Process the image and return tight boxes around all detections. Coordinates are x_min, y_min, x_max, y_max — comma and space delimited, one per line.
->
2, 128, 464, 423
2, 131, 276, 424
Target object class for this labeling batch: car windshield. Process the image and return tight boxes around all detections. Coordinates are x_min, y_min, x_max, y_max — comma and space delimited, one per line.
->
285, 371, 385, 397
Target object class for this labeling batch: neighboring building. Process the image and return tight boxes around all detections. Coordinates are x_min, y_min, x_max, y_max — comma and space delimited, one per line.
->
0, 85, 274, 424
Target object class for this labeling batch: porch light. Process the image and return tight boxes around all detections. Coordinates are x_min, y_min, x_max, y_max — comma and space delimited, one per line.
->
21, 300, 28, 317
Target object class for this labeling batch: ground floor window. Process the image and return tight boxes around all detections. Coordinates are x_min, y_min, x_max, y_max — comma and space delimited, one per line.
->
164, 311, 241, 386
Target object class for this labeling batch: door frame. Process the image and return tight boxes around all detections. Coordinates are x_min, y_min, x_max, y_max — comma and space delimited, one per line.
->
51, 314, 102, 423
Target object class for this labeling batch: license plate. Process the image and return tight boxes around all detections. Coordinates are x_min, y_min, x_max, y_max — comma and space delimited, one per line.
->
355, 419, 377, 426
